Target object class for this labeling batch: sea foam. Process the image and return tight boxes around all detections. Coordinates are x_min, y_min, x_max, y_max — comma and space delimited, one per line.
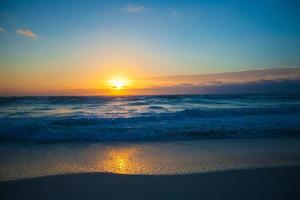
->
0, 94, 300, 141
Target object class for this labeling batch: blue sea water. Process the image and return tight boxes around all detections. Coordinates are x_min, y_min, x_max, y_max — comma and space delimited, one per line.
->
0, 94, 300, 142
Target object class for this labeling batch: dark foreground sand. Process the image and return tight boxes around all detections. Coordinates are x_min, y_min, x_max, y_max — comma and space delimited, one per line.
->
1, 166, 300, 200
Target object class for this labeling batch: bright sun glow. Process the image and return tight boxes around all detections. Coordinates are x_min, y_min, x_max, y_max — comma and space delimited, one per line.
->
108, 78, 129, 90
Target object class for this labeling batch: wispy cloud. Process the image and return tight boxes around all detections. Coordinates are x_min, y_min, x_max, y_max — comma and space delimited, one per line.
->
0, 26, 5, 32
167, 7, 179, 18
125, 3, 146, 13
15, 28, 38, 39
0, 12, 13, 20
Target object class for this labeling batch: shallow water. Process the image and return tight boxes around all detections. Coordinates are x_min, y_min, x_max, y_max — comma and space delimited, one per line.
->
1, 94, 300, 141
1, 138, 300, 181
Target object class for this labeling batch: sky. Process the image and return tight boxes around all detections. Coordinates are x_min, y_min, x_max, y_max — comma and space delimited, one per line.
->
0, 0, 300, 95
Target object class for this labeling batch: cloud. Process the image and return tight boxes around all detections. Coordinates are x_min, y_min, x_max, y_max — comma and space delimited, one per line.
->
125, 3, 146, 13
129, 79, 300, 95
147, 67, 300, 86
0, 26, 5, 32
0, 12, 13, 20
129, 67, 300, 95
15, 28, 38, 38
167, 7, 179, 18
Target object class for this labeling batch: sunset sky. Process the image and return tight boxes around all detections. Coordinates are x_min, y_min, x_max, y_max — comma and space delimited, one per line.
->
0, 0, 300, 95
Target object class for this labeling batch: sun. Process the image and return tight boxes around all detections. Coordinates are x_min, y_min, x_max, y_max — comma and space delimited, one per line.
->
108, 78, 129, 90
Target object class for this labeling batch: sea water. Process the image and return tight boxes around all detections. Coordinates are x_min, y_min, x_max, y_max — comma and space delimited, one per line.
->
0, 94, 300, 141
1, 94, 300, 180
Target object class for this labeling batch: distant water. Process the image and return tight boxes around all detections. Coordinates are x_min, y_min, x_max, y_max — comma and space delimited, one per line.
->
0, 94, 300, 142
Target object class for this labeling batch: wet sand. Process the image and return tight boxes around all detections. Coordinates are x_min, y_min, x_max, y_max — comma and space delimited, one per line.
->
1, 166, 300, 200
1, 138, 300, 181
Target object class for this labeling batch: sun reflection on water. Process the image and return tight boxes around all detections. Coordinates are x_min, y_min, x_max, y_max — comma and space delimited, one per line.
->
102, 147, 140, 174
2, 140, 300, 181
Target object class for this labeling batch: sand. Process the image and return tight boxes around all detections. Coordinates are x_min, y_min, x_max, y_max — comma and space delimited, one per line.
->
1, 166, 300, 200
2, 138, 300, 181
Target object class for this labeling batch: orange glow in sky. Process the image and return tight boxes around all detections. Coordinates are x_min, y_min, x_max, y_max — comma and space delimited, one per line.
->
107, 78, 130, 90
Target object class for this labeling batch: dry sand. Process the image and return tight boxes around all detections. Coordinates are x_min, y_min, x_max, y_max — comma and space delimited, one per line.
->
1, 166, 300, 200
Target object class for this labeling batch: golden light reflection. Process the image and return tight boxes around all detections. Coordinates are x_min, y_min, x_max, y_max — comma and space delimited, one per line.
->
102, 147, 141, 174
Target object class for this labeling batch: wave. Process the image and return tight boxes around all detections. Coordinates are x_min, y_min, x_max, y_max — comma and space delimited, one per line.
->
0, 107, 300, 142
1, 94, 300, 142
0, 96, 110, 106
1, 94, 300, 107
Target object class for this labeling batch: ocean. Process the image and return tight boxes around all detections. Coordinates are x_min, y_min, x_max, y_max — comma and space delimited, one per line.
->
0, 94, 300, 142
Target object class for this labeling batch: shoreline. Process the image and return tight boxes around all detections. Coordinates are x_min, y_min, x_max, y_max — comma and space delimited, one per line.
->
2, 135, 300, 143
1, 138, 300, 181
1, 166, 300, 200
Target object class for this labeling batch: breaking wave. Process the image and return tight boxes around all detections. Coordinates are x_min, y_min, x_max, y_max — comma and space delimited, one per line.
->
0, 94, 300, 141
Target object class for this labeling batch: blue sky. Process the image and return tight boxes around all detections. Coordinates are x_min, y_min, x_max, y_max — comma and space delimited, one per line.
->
0, 0, 300, 95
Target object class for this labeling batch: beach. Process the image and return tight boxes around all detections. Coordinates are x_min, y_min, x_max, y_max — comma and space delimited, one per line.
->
2, 0, 300, 199
1, 138, 300, 199
1, 95, 300, 199
1, 138, 300, 181
1, 166, 299, 200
